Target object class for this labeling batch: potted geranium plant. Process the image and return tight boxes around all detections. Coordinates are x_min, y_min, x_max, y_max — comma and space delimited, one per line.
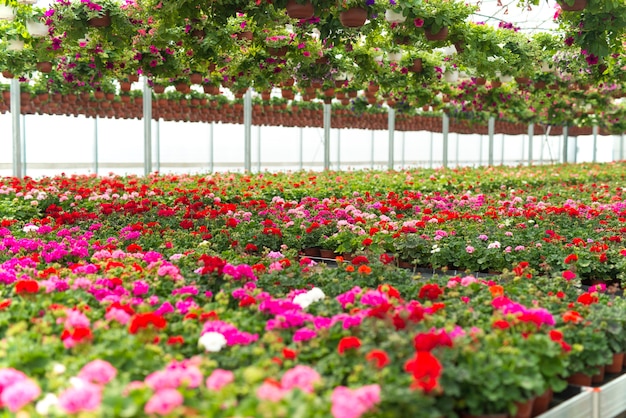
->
403, 0, 477, 42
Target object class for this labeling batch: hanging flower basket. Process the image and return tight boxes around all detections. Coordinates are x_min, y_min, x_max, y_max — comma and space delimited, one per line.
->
286, 0, 315, 19
88, 13, 112, 28
339, 7, 367, 28
424, 26, 449, 41
557, 0, 587, 11
409, 58, 423, 73
268, 46, 288, 57
189, 73, 204, 85
0, 5, 15, 20
36, 62, 53, 73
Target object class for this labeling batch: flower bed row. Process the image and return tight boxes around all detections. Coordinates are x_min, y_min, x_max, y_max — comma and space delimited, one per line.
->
0, 164, 625, 417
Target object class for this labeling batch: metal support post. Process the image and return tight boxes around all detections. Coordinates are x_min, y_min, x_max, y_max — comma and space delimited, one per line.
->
500, 133, 505, 165
488, 116, 495, 166
299, 128, 303, 170
370, 131, 375, 169
621, 134, 625, 161
10, 78, 21, 178
388, 108, 395, 170
592, 125, 598, 162
455, 133, 459, 167
323, 103, 331, 170
429, 131, 434, 168
442, 113, 449, 168
155, 119, 160, 172
209, 122, 214, 173
528, 124, 534, 165
562, 125, 569, 163
257, 126, 261, 172
93, 117, 98, 175
142, 77, 152, 175
21, 114, 26, 177
479, 135, 483, 166
401, 131, 406, 168
244, 88, 252, 171
337, 129, 341, 170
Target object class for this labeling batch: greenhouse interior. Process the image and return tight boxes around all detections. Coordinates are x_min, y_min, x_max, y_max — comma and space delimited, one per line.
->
1, 0, 626, 417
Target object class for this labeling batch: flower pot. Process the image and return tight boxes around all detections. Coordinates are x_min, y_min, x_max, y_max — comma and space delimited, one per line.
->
557, 0, 587, 11
385, 9, 406, 24
237, 31, 254, 41
475, 77, 487, 86
286, 0, 314, 19
444, 70, 459, 83
499, 74, 514, 83
339, 7, 367, 28
320, 249, 337, 259
409, 58, 423, 73
531, 388, 553, 417
388, 51, 403, 63
2, 70, 14, 79
268, 46, 288, 57
424, 26, 449, 41
490, 80, 502, 88
175, 82, 190, 93
592, 365, 605, 384
88, 13, 112, 27
606, 352, 625, 374
515, 76, 531, 85
128, 74, 139, 83
567, 372, 592, 386
153, 84, 166, 94
0, 5, 15, 20
303, 247, 321, 257
514, 398, 534, 418
36, 61, 53, 73
189, 73, 204, 85
6, 39, 25, 52
26, 20, 48, 38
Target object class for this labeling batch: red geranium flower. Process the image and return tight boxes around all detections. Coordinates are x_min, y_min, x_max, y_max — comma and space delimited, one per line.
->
351, 255, 369, 265
418, 283, 443, 301
564, 254, 578, 264
167, 335, 185, 345
404, 351, 442, 392
15, 279, 39, 295
337, 336, 361, 354
128, 312, 167, 334
365, 349, 390, 369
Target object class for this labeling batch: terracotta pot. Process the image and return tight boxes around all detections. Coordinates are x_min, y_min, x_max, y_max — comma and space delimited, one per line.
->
514, 398, 534, 418
153, 84, 166, 94
120, 81, 132, 92
339, 7, 367, 28
567, 372, 592, 386
475, 77, 487, 85
189, 73, 204, 85
491, 80, 502, 88
424, 26, 449, 41
606, 352, 625, 374
515, 76, 531, 85
285, 0, 314, 19
557, 0, 587, 11
175, 82, 190, 93
36, 61, 53, 73
268, 46, 288, 57
409, 58, 423, 73
237, 31, 254, 41
2, 70, 14, 78
88, 13, 111, 27
203, 85, 220, 95
592, 365, 605, 384
128, 74, 139, 83
303, 247, 321, 257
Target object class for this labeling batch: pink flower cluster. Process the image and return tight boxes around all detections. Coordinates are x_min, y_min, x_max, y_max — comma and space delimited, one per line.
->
201, 320, 259, 346
330, 384, 381, 418
257, 365, 321, 402
0, 368, 41, 412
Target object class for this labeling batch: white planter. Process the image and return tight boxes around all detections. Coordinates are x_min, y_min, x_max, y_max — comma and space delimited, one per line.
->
388, 52, 403, 63
444, 70, 459, 83
0, 5, 15, 20
498, 74, 514, 83
26, 20, 48, 38
373, 54, 383, 63
385, 9, 406, 24
541, 62, 553, 72
6, 39, 25, 51
17, 0, 38, 4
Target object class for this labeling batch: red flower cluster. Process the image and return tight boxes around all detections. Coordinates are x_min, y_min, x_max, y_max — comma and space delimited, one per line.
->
577, 292, 598, 306
413, 330, 453, 352
15, 280, 39, 295
337, 336, 361, 354
564, 253, 578, 264
549, 329, 571, 352
199, 254, 227, 275
351, 255, 369, 266
418, 283, 443, 301
128, 312, 167, 334
365, 349, 390, 369
404, 351, 442, 393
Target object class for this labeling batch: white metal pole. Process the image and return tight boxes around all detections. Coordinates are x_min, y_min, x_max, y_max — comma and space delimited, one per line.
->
488, 116, 495, 166
257, 125, 261, 172
479, 135, 483, 166
388, 108, 395, 170
442, 113, 449, 168
528, 124, 534, 166
93, 117, 98, 175
323, 104, 331, 170
299, 128, 303, 170
244, 89, 252, 171
142, 77, 152, 175
500, 133, 505, 165
592, 125, 598, 162
562, 126, 568, 163
10, 78, 21, 178
455, 133, 459, 167
401, 131, 406, 168
155, 119, 160, 172
370, 131, 375, 169
21, 114, 26, 177
429, 131, 434, 168
209, 122, 214, 173
337, 129, 341, 170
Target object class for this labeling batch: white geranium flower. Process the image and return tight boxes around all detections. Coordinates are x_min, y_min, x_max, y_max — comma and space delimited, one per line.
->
307, 287, 325, 303
199, 332, 227, 353
293, 293, 314, 309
